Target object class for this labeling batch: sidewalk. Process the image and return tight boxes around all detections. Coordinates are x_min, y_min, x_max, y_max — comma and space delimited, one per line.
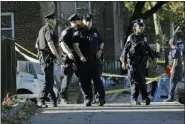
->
23, 102, 184, 124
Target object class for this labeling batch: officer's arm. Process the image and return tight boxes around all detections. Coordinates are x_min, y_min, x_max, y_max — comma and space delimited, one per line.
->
59, 30, 73, 55
171, 59, 178, 73
120, 37, 131, 64
35, 36, 39, 49
97, 29, 104, 50
45, 29, 60, 60
73, 31, 84, 58
171, 50, 179, 73
145, 41, 156, 60
73, 43, 84, 57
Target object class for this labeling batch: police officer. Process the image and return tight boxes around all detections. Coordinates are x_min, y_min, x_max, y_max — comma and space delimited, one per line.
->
164, 38, 183, 102
120, 19, 156, 105
73, 14, 106, 106
81, 14, 104, 103
59, 13, 82, 104
35, 12, 62, 108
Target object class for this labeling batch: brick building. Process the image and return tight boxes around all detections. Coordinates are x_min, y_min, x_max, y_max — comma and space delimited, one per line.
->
1, 1, 42, 56
1, 1, 126, 60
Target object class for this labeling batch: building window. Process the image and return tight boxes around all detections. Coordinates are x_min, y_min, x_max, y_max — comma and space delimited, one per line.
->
1, 12, 15, 39
75, 1, 91, 15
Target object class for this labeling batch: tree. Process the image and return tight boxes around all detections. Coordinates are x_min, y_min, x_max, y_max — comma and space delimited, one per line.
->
124, 1, 167, 44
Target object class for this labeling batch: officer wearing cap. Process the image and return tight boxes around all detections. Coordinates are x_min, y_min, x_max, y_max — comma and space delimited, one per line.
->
164, 38, 183, 102
59, 13, 82, 104
81, 14, 104, 103
73, 14, 106, 106
120, 19, 157, 105
35, 12, 62, 108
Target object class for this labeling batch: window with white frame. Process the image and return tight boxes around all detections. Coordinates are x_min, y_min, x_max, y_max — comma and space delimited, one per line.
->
1, 12, 15, 39
75, 1, 91, 15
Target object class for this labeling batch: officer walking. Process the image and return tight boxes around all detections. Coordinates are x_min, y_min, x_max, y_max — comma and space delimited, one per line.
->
35, 12, 62, 108
81, 14, 104, 103
120, 19, 157, 105
164, 38, 183, 102
73, 14, 106, 106
59, 13, 82, 104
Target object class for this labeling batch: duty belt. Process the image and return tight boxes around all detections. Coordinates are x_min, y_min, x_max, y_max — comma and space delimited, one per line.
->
129, 56, 146, 64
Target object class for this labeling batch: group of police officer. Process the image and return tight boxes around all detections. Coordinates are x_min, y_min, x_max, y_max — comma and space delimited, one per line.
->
36, 11, 183, 108
36, 12, 105, 108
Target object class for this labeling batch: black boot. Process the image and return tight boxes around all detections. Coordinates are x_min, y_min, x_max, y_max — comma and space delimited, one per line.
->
84, 100, 92, 106
53, 100, 57, 107
99, 99, 106, 106
143, 98, 151, 105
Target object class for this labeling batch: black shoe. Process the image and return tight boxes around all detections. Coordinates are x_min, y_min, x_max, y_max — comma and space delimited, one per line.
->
99, 99, 106, 106
53, 100, 57, 107
84, 100, 92, 106
46, 97, 51, 102
144, 98, 151, 105
164, 98, 174, 102
131, 101, 141, 105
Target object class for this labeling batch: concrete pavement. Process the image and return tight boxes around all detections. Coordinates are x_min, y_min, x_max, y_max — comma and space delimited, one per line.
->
22, 102, 184, 124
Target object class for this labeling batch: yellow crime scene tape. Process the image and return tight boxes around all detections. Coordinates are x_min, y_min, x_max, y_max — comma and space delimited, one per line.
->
15, 42, 164, 95
15, 42, 37, 57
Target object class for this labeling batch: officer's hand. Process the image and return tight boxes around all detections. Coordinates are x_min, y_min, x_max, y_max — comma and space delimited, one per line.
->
122, 63, 126, 70
67, 53, 74, 60
96, 50, 102, 58
80, 56, 87, 62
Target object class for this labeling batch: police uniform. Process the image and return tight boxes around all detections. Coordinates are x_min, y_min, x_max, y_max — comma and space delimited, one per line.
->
59, 13, 80, 103
73, 17, 106, 106
37, 13, 57, 107
167, 39, 183, 101
120, 19, 155, 105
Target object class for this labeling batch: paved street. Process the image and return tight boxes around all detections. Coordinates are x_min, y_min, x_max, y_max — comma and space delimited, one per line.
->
23, 102, 184, 124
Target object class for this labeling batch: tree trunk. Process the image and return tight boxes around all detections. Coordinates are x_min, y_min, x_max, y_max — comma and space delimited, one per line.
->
149, 2, 164, 52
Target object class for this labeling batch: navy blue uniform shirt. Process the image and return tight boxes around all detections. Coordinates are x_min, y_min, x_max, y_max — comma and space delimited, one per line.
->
73, 27, 103, 58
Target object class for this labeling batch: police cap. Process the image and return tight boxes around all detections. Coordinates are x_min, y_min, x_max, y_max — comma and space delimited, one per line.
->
132, 19, 145, 27
45, 12, 56, 19
68, 13, 80, 22
82, 14, 93, 21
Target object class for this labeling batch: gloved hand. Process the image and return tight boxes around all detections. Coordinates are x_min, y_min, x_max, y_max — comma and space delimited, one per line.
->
96, 50, 102, 58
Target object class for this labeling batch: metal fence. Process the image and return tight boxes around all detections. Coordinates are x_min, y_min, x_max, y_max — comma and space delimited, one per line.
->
1, 37, 16, 102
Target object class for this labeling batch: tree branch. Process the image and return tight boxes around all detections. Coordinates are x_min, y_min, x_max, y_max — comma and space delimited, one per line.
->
142, 1, 167, 19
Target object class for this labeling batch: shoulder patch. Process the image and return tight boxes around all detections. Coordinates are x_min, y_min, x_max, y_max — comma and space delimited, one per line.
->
62, 30, 67, 36
73, 31, 80, 36
127, 35, 132, 42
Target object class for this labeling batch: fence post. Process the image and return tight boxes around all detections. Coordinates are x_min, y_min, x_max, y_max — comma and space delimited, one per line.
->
1, 38, 16, 102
